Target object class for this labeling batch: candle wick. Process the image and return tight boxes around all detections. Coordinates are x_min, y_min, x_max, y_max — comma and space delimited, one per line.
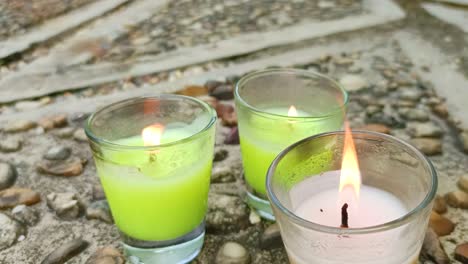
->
340, 203, 349, 228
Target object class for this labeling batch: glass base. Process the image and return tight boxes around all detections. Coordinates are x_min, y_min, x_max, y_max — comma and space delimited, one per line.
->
123, 222, 205, 264
246, 189, 275, 221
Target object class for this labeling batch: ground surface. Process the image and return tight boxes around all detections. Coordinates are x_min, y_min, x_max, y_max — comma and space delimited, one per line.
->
0, 0, 467, 263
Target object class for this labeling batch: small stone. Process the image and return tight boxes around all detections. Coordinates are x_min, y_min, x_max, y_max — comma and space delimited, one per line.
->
399, 89, 422, 101
210, 84, 234, 101
207, 193, 248, 232
445, 190, 468, 209
214, 149, 228, 162
433, 195, 447, 214
15, 100, 43, 111
0, 188, 41, 209
216, 103, 237, 127
3, 120, 36, 133
37, 157, 86, 176
408, 122, 443, 138
85, 246, 125, 264
0, 163, 17, 190
455, 243, 468, 263
73, 128, 88, 142
11, 204, 40, 226
399, 108, 430, 122
0, 138, 22, 152
421, 228, 450, 264
44, 146, 72, 160
39, 115, 68, 130
205, 80, 223, 91
86, 200, 113, 223
411, 138, 442, 155
215, 242, 250, 264
249, 210, 261, 224
46, 192, 82, 219
175, 85, 208, 97
0, 213, 24, 250
458, 175, 468, 192
53, 127, 76, 138
260, 223, 282, 250
347, 65, 362, 74
429, 212, 455, 236
339, 74, 368, 92
41, 238, 88, 264
460, 131, 468, 153
432, 104, 448, 118
365, 105, 382, 115
224, 127, 239, 145
211, 166, 235, 183
356, 124, 390, 134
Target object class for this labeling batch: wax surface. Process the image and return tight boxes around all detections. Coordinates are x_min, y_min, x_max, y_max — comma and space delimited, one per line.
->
239, 107, 337, 195
295, 185, 408, 228
95, 131, 212, 241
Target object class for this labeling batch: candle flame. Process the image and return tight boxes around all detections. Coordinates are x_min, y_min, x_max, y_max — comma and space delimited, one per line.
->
142, 124, 164, 146
339, 123, 361, 199
288, 105, 298, 117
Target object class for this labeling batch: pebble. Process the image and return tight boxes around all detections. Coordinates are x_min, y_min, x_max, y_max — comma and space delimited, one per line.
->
356, 123, 390, 134
52, 127, 76, 138
399, 108, 430, 122
365, 105, 382, 115
407, 122, 443, 138
0, 138, 22, 152
445, 190, 468, 209
86, 200, 113, 223
458, 175, 468, 192
0, 188, 41, 209
249, 210, 261, 225
38, 115, 68, 130
3, 120, 37, 133
455, 243, 468, 264
44, 146, 72, 160
15, 100, 43, 111
73, 128, 88, 142
211, 166, 236, 183
432, 104, 448, 118
41, 238, 88, 264
0, 162, 17, 190
206, 193, 248, 232
339, 74, 368, 92
210, 84, 234, 100
85, 246, 125, 264
205, 80, 224, 91
260, 223, 282, 250
215, 242, 250, 264
46, 192, 82, 219
0, 213, 24, 250
11, 204, 40, 226
410, 138, 442, 155
37, 157, 86, 177
421, 228, 450, 264
399, 89, 422, 101
175, 85, 209, 97
93, 185, 106, 200
460, 131, 468, 153
216, 103, 237, 127
433, 195, 447, 214
429, 211, 455, 236
214, 149, 228, 162
224, 127, 239, 145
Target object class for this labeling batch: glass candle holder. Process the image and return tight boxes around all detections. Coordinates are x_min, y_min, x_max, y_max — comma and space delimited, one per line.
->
85, 95, 216, 264
235, 68, 348, 219
266, 131, 437, 264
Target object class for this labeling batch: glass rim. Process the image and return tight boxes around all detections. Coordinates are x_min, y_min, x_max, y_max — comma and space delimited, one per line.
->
85, 94, 217, 150
234, 68, 349, 120
266, 130, 438, 235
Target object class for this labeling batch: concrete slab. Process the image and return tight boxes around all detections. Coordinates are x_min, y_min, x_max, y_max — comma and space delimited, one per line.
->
423, 3, 468, 33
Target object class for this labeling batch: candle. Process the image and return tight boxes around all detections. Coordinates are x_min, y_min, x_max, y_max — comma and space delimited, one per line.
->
267, 130, 437, 264
235, 68, 348, 219
95, 126, 212, 241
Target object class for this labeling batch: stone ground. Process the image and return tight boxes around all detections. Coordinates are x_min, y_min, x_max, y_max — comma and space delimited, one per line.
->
0, 0, 468, 263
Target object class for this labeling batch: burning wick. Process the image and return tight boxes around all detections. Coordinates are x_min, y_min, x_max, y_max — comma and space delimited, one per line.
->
340, 203, 349, 228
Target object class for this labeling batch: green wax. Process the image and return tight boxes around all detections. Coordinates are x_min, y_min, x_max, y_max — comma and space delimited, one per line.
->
239, 107, 342, 196
95, 131, 213, 241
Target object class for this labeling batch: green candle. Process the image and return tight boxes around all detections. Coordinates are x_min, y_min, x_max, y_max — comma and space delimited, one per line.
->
239, 106, 341, 196
94, 128, 213, 241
